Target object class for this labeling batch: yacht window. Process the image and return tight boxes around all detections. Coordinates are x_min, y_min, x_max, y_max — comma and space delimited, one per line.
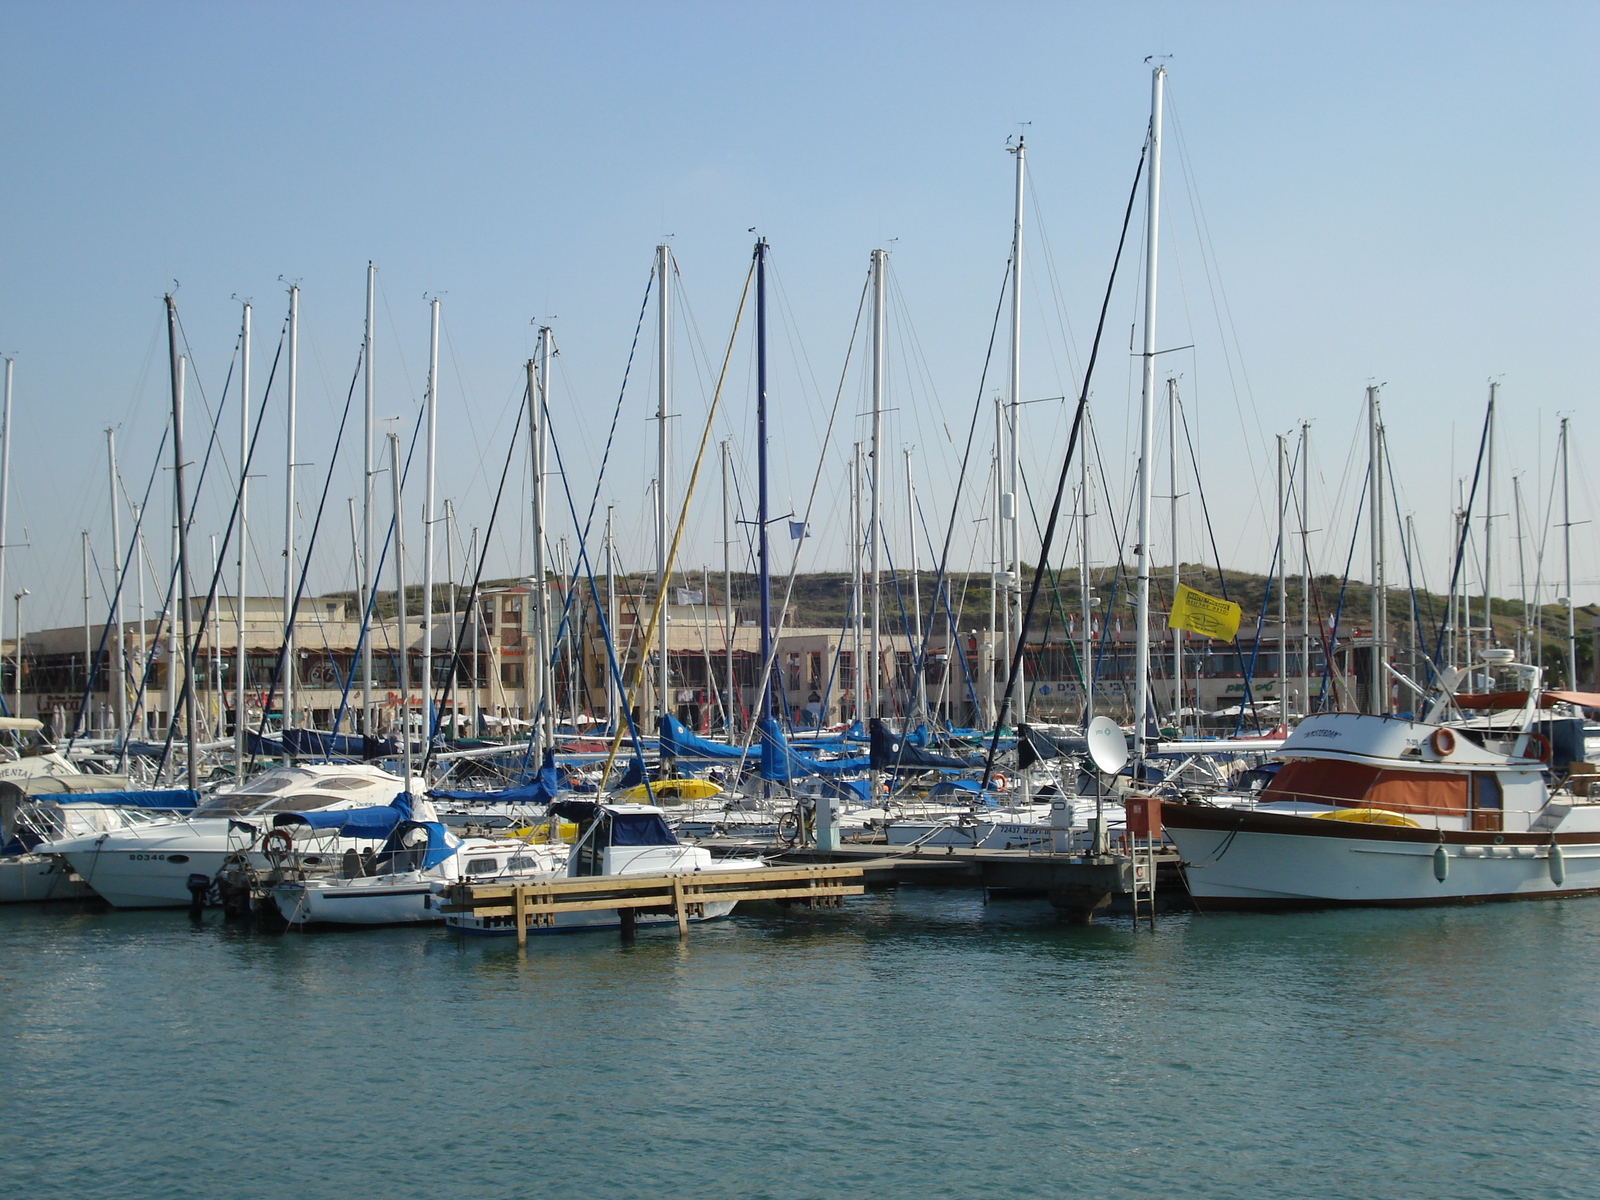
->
506, 855, 539, 872
464, 858, 501, 875
319, 777, 379, 791
1473, 774, 1503, 809
194, 794, 277, 816
246, 770, 311, 793
262, 793, 346, 812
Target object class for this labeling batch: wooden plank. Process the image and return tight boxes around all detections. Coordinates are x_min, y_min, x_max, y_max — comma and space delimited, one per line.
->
673, 878, 688, 937
449, 864, 864, 902
514, 888, 528, 948
442, 882, 865, 918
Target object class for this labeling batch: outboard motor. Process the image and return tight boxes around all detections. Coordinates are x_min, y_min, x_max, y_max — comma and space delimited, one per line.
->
185, 872, 211, 918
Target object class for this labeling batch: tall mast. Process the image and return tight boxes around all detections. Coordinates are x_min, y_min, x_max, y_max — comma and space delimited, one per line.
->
166, 298, 197, 791
389, 433, 411, 790
1512, 474, 1530, 662
423, 298, 440, 743
234, 301, 250, 774
529, 333, 554, 751
445, 498, 457, 735
991, 404, 1005, 722
755, 239, 774, 723
1168, 380, 1183, 732
906, 447, 925, 725
869, 247, 886, 719
362, 263, 375, 735
469, 525, 480, 729
1133, 63, 1165, 754
850, 442, 864, 722
655, 243, 672, 724
720, 444, 733, 734
1079, 409, 1094, 725
1006, 135, 1027, 727
282, 284, 298, 747
1298, 421, 1312, 713
81, 531, 91, 731
1367, 385, 1386, 713
1561, 417, 1576, 686
1277, 432, 1288, 721
0, 359, 10, 718
107, 428, 126, 745
1483, 381, 1497, 647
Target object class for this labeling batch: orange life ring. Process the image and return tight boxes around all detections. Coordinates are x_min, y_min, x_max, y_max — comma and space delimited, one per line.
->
1430, 728, 1456, 757
261, 828, 295, 864
989, 773, 1011, 792
1523, 732, 1552, 763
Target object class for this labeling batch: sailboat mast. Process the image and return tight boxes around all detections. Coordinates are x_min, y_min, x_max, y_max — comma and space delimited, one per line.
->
1561, 416, 1576, 686
656, 243, 672, 724
389, 433, 411, 790
0, 359, 10, 718
1006, 136, 1026, 727
423, 298, 439, 743
362, 263, 376, 735
1299, 421, 1312, 713
107, 428, 126, 746
1367, 385, 1385, 713
1277, 432, 1288, 720
869, 247, 885, 719
607, 505, 620, 732
1483, 382, 1497, 647
1169, 380, 1183, 732
235, 302, 250, 774
1079, 411, 1094, 725
282, 284, 298, 747
166, 298, 197, 790
755, 239, 773, 722
81, 532, 91, 732
530, 332, 554, 751
1133, 63, 1166, 754
851, 442, 863, 722
720, 444, 733, 734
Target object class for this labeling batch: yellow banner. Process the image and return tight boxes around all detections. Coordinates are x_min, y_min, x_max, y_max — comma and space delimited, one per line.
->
1168, 583, 1241, 641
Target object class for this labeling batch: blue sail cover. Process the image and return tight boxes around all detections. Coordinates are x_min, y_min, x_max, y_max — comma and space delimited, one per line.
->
56, 789, 198, 810
658, 715, 746, 761
282, 729, 399, 760
430, 749, 563, 804
244, 732, 284, 756
272, 791, 414, 837
758, 717, 871, 781
869, 719, 982, 772
842, 720, 928, 747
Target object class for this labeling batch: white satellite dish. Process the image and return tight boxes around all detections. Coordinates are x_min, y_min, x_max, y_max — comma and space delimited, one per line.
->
1085, 715, 1129, 775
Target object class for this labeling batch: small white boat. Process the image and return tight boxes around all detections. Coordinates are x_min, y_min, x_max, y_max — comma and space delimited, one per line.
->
272, 823, 567, 927
446, 801, 766, 936
1, 794, 170, 903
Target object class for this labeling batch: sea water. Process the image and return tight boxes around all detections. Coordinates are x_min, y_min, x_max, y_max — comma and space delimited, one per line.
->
2, 890, 1598, 1199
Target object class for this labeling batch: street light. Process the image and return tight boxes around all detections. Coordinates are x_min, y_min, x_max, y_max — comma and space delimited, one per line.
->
13, 589, 28, 720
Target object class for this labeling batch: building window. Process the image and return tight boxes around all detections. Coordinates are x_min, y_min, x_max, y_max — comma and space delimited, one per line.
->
501, 662, 524, 687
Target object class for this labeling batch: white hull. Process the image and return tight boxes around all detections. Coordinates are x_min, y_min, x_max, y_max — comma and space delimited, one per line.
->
55, 830, 353, 908
274, 876, 442, 926
0, 855, 96, 903
1168, 819, 1600, 907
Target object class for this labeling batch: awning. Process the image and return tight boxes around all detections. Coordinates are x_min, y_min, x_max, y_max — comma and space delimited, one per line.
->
1455, 690, 1600, 711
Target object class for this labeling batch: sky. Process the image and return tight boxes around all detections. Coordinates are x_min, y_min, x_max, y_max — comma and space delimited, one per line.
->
1, 1, 1596, 636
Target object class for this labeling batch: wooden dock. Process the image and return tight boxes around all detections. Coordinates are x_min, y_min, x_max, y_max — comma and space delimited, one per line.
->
438, 863, 867, 945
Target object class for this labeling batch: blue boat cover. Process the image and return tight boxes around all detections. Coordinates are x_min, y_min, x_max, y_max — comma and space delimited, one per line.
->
244, 732, 283, 756
282, 729, 399, 760
55, 789, 199, 810
430, 749, 563, 804
611, 811, 678, 846
272, 791, 414, 838
868, 719, 982, 772
658, 715, 746, 760
757, 718, 871, 781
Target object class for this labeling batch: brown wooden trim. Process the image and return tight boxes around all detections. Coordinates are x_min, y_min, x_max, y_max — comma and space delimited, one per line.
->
1187, 887, 1600, 913
1162, 801, 1600, 847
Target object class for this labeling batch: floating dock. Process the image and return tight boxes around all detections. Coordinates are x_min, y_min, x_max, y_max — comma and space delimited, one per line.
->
438, 862, 867, 945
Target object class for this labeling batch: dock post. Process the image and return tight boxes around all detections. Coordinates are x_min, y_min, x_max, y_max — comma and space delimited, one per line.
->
620, 908, 636, 941
514, 887, 528, 948
672, 878, 689, 938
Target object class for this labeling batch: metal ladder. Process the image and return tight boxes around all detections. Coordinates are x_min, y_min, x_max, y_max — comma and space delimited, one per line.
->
1130, 834, 1157, 929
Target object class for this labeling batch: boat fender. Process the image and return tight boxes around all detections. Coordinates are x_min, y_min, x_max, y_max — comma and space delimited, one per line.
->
1432, 844, 1449, 883
1430, 728, 1456, 757
1523, 732, 1552, 763
1549, 842, 1566, 887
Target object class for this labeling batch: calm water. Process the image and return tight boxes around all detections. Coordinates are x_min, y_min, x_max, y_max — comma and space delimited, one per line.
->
3, 890, 1598, 1199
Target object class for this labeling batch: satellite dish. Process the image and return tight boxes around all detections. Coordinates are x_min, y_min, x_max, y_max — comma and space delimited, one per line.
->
1085, 716, 1129, 775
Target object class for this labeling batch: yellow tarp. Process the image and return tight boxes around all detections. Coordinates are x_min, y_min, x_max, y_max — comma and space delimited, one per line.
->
1168, 583, 1242, 641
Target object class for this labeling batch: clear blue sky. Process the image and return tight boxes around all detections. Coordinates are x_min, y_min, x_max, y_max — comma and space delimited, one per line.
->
1, 1, 1595, 632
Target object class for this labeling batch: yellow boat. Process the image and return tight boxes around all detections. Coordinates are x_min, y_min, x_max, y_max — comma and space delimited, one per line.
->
616, 778, 723, 803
